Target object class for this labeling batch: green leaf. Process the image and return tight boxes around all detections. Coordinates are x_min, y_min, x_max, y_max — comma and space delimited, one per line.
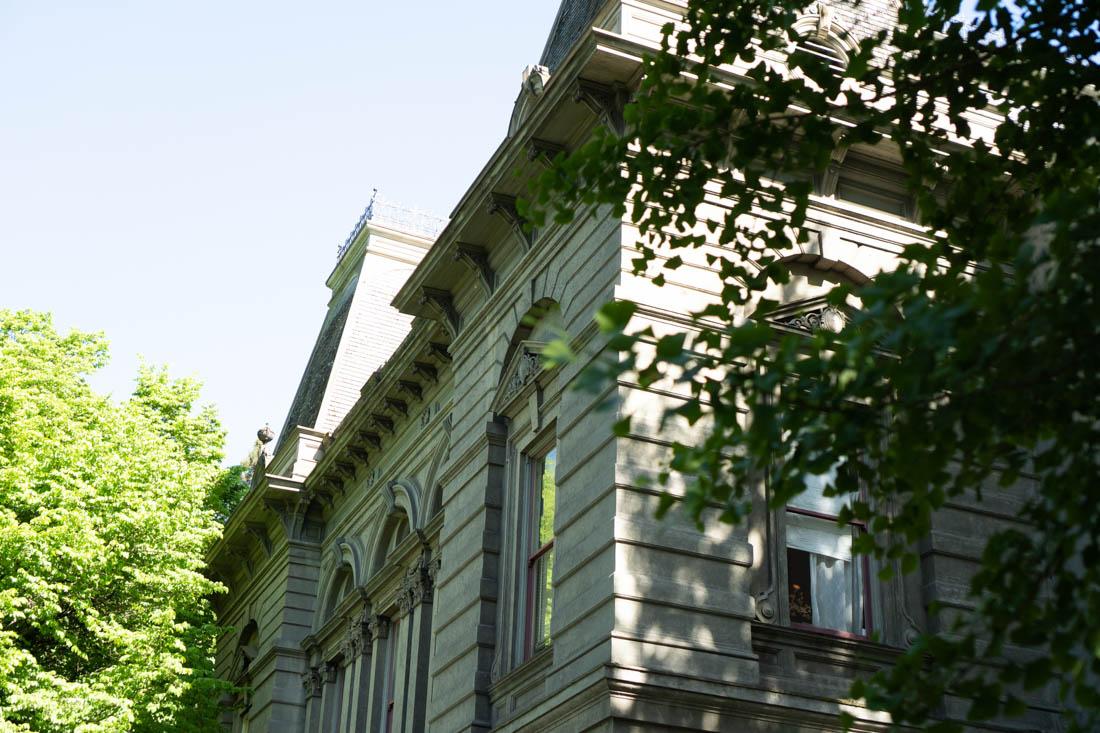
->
596, 300, 637, 333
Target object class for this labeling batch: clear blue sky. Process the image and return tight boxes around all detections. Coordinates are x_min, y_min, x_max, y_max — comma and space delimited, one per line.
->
1, 0, 561, 461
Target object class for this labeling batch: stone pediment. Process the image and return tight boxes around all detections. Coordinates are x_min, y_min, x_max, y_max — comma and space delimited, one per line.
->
491, 340, 547, 415
764, 296, 856, 334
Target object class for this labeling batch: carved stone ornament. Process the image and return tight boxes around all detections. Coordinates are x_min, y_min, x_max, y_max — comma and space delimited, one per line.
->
341, 612, 370, 659
573, 78, 630, 135
367, 615, 390, 641
491, 341, 545, 414
777, 305, 847, 333
397, 552, 437, 615
419, 287, 461, 338
487, 192, 535, 251
302, 667, 324, 698
454, 243, 495, 297
754, 587, 777, 622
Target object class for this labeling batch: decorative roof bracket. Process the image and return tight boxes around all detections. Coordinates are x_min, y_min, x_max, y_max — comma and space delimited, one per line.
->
348, 445, 370, 466
398, 380, 423, 401
369, 414, 394, 434
356, 430, 382, 450
419, 287, 461, 339
412, 362, 438, 383
574, 78, 629, 135
487, 193, 534, 251
334, 461, 357, 481
454, 243, 495, 297
427, 342, 452, 363
244, 522, 272, 557
527, 137, 567, 166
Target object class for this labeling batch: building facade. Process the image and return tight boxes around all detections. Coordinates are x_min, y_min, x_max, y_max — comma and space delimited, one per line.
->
208, 1, 1062, 731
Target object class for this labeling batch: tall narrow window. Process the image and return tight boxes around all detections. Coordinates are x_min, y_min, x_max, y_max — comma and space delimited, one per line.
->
785, 466, 871, 636
524, 447, 556, 656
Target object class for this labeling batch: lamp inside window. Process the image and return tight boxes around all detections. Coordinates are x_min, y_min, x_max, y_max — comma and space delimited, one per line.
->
785, 465, 871, 637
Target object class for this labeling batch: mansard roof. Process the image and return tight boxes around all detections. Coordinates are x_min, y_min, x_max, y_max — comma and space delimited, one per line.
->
540, 0, 610, 71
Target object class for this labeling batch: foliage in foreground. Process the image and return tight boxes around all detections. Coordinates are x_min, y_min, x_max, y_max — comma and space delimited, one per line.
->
527, 0, 1099, 729
0, 310, 232, 731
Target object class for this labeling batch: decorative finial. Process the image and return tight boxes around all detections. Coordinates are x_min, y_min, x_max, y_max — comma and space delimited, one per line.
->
258, 424, 275, 445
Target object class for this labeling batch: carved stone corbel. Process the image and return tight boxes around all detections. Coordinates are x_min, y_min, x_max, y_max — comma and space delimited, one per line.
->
427, 342, 452, 364
334, 461, 356, 481
263, 489, 318, 542
244, 522, 272, 557
817, 144, 848, 196
322, 475, 344, 497
487, 192, 534, 251
369, 414, 394, 434
302, 667, 324, 698
356, 430, 382, 450
412, 361, 438, 383
754, 587, 777, 623
385, 397, 409, 418
573, 78, 630, 135
419, 287, 461, 338
398, 380, 423, 401
453, 243, 495, 297
348, 445, 370, 467
367, 615, 390, 641
527, 137, 567, 166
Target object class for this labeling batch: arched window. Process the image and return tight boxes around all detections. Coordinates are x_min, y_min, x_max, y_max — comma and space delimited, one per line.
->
491, 300, 564, 674
749, 257, 890, 640
324, 568, 353, 623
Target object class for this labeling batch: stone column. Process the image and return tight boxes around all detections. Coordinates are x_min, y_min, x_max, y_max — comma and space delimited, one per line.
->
399, 551, 439, 732
301, 666, 324, 733
340, 610, 373, 733
364, 615, 392, 732
317, 661, 343, 733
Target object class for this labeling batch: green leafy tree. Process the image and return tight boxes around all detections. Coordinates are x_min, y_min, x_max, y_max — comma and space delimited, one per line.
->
0, 310, 232, 731
527, 0, 1099, 729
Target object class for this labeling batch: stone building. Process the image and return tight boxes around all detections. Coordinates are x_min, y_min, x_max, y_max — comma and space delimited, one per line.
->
208, 0, 1059, 731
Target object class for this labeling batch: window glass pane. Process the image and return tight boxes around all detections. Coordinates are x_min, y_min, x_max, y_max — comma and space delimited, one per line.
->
787, 547, 813, 624
531, 547, 554, 649
786, 512, 865, 634
789, 464, 847, 516
537, 448, 556, 548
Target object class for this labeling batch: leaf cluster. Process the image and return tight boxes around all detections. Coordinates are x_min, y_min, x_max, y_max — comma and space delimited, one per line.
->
528, 0, 1100, 729
0, 310, 236, 731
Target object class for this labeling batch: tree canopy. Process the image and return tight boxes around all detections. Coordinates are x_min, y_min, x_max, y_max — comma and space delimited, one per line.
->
0, 310, 231, 732
527, 0, 1099, 729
